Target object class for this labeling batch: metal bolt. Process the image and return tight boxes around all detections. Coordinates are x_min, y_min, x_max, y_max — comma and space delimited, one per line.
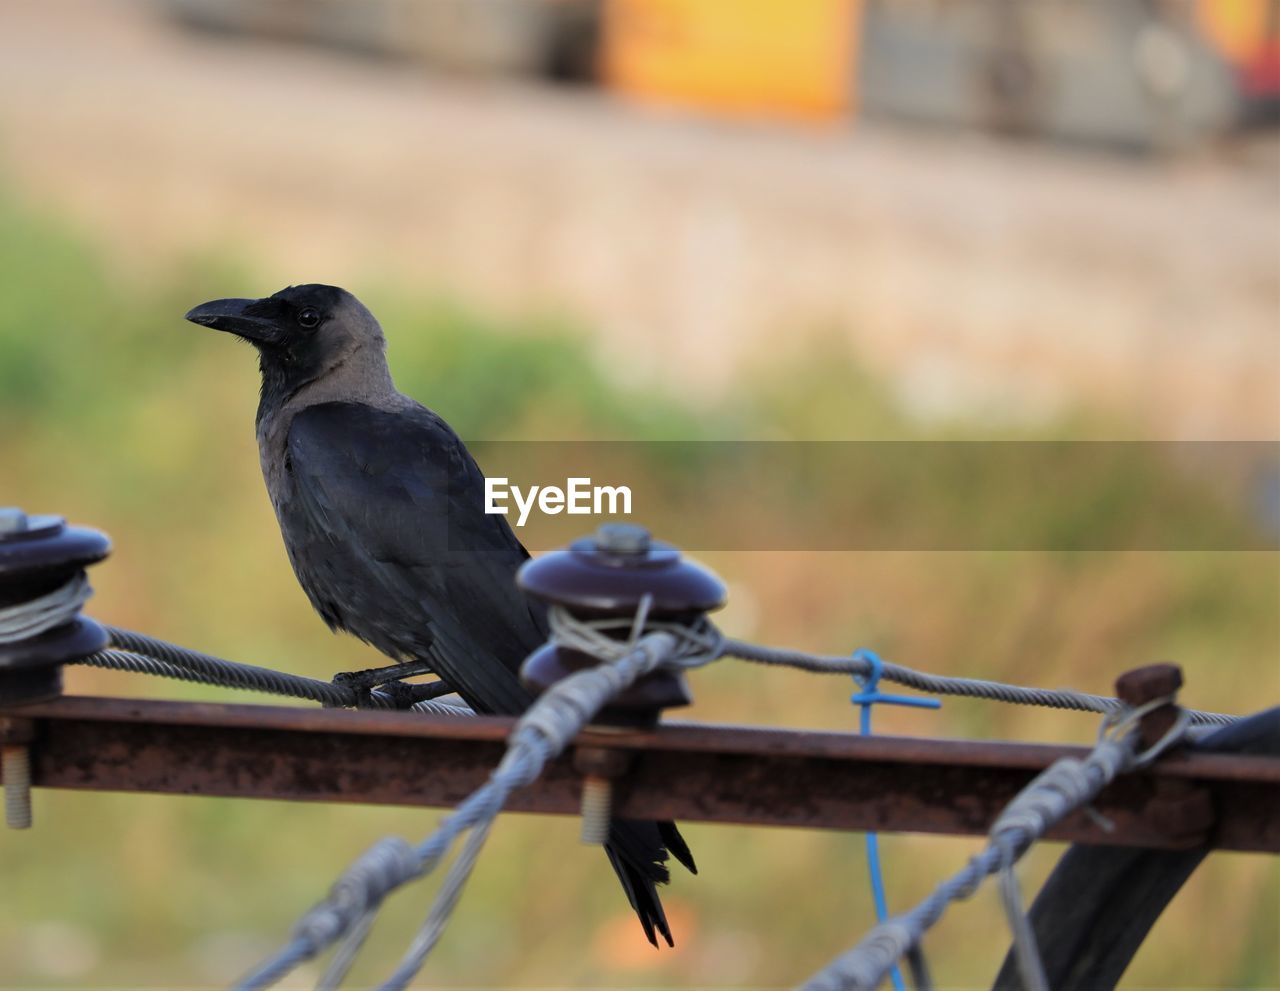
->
0, 507, 28, 536
1115, 662, 1183, 750
579, 776, 612, 845
594, 523, 650, 556
0, 719, 35, 830
1115, 663, 1214, 847
574, 745, 633, 846
2, 745, 31, 829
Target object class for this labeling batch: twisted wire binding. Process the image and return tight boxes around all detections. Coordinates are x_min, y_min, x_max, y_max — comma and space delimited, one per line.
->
548, 606, 725, 667
0, 573, 92, 642
799, 697, 1191, 991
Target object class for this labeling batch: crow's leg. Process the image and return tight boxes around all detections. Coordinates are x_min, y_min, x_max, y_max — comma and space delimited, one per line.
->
332, 658, 435, 691
331, 659, 461, 709
330, 665, 460, 711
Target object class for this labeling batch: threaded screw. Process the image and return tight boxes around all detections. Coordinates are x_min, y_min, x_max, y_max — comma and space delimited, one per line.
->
2, 745, 32, 829
579, 775, 612, 845
573, 746, 632, 846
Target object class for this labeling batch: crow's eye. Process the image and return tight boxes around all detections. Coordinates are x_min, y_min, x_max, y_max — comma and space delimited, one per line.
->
297, 308, 321, 329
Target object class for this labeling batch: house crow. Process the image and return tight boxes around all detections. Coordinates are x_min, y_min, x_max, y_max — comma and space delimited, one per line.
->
185, 284, 694, 946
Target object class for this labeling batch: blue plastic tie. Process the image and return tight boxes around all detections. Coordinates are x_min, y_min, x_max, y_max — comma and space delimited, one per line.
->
850, 649, 940, 991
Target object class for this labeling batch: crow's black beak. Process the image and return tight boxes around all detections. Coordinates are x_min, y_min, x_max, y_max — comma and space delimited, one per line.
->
184, 298, 283, 344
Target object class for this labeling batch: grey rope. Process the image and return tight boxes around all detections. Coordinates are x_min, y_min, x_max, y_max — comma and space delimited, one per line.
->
75, 648, 193, 682
722, 638, 1238, 727
81, 645, 355, 707
410, 698, 474, 717
83, 619, 1238, 727
998, 865, 1048, 991
0, 573, 92, 641
238, 602, 722, 991
85, 627, 472, 713
104, 627, 353, 706
798, 698, 1191, 991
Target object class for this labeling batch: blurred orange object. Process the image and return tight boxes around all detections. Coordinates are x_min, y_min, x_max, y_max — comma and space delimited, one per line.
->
602, 0, 859, 121
1196, 0, 1280, 96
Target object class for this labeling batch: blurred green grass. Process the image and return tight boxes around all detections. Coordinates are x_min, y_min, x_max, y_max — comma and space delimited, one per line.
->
0, 189, 1276, 989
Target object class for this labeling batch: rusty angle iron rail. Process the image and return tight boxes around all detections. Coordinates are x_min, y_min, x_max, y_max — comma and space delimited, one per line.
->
1, 695, 1276, 852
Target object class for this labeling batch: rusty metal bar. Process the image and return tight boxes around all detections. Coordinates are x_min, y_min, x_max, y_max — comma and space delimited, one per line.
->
2, 695, 1276, 852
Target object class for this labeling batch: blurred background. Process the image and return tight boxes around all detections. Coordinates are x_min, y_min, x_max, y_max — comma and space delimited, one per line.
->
0, 0, 1277, 988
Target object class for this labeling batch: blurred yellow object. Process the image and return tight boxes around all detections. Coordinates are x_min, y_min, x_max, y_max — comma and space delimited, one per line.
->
1197, 0, 1275, 62
1196, 0, 1280, 95
602, 0, 859, 121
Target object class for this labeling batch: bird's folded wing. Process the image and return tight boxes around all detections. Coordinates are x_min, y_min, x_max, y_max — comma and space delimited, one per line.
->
284, 401, 543, 714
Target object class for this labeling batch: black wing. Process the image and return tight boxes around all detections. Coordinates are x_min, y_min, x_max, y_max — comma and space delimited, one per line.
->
281, 401, 543, 714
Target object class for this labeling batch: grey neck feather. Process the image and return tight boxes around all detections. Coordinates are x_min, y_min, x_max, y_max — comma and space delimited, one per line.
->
289, 340, 397, 410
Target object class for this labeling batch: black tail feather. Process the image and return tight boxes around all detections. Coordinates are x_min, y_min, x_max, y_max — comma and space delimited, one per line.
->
603, 842, 669, 947
604, 818, 696, 947
658, 820, 697, 875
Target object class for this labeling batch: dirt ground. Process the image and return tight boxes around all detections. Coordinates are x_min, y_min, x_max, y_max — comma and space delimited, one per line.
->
1, 0, 1277, 438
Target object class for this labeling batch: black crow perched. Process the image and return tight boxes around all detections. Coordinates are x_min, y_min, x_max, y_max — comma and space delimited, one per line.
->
185, 284, 694, 946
